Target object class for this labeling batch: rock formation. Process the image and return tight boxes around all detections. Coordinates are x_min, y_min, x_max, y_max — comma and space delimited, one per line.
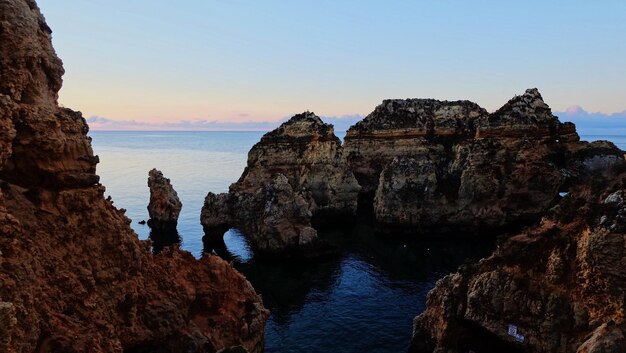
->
204, 174, 318, 253
0, 1, 267, 352
203, 91, 624, 255
238, 112, 360, 217
410, 166, 626, 353
147, 168, 182, 231
201, 112, 359, 254
344, 89, 625, 232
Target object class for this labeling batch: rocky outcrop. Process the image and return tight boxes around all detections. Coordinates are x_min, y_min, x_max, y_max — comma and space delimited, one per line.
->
201, 112, 359, 254
203, 174, 317, 254
345, 99, 487, 194
345, 89, 625, 232
410, 166, 626, 353
235, 111, 360, 218
203, 91, 624, 254
0, 1, 267, 352
147, 168, 182, 230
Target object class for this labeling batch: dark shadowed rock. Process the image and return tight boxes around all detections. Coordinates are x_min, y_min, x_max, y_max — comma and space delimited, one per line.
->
147, 168, 182, 231
410, 167, 626, 353
203, 174, 318, 255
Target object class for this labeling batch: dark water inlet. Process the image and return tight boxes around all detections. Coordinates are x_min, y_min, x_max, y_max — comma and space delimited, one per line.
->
90, 131, 625, 353
207, 224, 495, 353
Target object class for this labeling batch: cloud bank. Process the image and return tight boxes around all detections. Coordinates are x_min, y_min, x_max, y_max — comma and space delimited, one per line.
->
556, 106, 626, 136
86, 114, 364, 132
87, 107, 626, 137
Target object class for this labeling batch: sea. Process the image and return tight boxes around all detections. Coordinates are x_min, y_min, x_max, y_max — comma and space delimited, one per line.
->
89, 131, 626, 353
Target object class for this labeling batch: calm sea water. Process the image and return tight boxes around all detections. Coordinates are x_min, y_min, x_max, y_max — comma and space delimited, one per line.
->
89, 131, 625, 353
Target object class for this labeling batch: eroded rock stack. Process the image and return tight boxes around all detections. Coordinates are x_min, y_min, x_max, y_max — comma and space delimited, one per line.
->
410, 167, 626, 353
147, 168, 182, 231
344, 89, 625, 232
203, 90, 624, 255
201, 112, 359, 254
0, 1, 267, 352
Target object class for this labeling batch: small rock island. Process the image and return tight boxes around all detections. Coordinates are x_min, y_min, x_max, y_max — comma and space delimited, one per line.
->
147, 168, 182, 231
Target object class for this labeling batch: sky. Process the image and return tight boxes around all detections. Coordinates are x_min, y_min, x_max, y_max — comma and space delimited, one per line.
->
37, 1, 626, 130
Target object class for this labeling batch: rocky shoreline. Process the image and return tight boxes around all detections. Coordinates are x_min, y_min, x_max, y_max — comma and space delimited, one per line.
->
202, 89, 624, 254
2, 1, 626, 352
199, 87, 626, 352
410, 166, 626, 353
0, 1, 267, 352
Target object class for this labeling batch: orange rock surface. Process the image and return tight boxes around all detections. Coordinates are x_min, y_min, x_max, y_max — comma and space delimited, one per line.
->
0, 1, 267, 352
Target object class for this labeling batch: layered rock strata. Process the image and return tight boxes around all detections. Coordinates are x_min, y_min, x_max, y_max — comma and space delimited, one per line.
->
344, 89, 625, 232
410, 166, 626, 353
147, 168, 182, 231
201, 112, 359, 254
203, 91, 624, 254
0, 1, 267, 352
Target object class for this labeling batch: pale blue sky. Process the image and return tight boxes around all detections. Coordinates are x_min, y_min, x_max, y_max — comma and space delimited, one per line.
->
38, 1, 626, 126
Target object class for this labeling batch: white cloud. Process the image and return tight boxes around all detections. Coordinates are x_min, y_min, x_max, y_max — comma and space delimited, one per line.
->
556, 106, 626, 135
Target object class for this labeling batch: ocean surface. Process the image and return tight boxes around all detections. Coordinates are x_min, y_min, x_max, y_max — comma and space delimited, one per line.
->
89, 131, 626, 353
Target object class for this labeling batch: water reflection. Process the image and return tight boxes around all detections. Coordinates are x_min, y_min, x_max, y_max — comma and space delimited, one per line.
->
149, 228, 182, 254
204, 228, 253, 262
207, 223, 495, 353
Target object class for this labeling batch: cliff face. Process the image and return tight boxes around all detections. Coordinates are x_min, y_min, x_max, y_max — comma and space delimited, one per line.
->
235, 111, 360, 218
203, 90, 624, 255
345, 89, 625, 231
345, 99, 487, 195
410, 167, 626, 353
0, 1, 267, 352
201, 112, 359, 254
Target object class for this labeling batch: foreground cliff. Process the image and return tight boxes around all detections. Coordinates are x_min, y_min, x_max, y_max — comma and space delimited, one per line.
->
0, 1, 267, 352
410, 166, 626, 353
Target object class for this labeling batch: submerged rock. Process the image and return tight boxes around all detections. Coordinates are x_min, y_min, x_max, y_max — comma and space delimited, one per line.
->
0, 1, 267, 352
147, 168, 182, 231
410, 167, 626, 353
202, 112, 359, 255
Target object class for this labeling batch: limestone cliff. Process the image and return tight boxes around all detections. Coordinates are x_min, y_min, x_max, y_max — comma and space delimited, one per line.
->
410, 166, 626, 353
0, 1, 267, 352
201, 112, 359, 254
345, 89, 625, 232
203, 90, 624, 254
236, 111, 360, 219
